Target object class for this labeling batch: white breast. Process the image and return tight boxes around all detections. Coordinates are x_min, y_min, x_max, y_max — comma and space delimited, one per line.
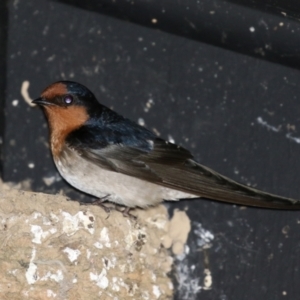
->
54, 147, 196, 208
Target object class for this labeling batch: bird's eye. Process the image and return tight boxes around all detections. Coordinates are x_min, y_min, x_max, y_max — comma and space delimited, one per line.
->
63, 95, 73, 105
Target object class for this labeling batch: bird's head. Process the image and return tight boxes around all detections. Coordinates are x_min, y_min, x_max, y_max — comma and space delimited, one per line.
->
33, 81, 100, 133
33, 81, 98, 107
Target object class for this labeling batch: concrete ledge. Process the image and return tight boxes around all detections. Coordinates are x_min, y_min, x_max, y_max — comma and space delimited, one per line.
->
0, 182, 174, 299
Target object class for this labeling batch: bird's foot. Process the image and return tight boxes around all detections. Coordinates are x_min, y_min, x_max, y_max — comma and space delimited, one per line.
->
89, 196, 137, 220
116, 206, 137, 220
92, 195, 113, 214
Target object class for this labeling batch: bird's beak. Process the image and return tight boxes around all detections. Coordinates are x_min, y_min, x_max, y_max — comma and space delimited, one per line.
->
32, 97, 51, 106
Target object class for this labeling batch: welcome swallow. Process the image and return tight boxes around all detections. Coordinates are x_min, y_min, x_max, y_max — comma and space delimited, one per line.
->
32, 81, 300, 210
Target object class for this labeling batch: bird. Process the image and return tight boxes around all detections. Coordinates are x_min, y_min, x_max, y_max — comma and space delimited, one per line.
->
32, 81, 300, 212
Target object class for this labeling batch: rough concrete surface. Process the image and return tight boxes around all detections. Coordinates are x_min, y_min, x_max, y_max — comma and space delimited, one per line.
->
0, 182, 174, 299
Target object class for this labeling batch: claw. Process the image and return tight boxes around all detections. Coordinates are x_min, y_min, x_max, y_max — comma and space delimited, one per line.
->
92, 195, 111, 205
90, 195, 113, 215
88, 195, 137, 220
116, 206, 137, 220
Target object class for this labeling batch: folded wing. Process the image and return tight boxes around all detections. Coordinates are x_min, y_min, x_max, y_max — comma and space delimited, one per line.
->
74, 137, 300, 209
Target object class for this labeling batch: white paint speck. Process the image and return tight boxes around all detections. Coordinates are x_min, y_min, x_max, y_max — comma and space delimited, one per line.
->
138, 118, 145, 126
168, 135, 175, 144
176, 223, 214, 299
249, 26, 255, 32
42, 175, 56, 186
28, 163, 35, 169
47, 55, 56, 62
40, 270, 64, 282
234, 168, 239, 175
33, 212, 41, 219
12, 99, 19, 106
111, 277, 120, 291
176, 257, 202, 299
31, 225, 49, 244
146, 214, 168, 229
90, 270, 109, 289
42, 217, 51, 226
194, 223, 214, 248
25, 248, 38, 284
50, 213, 59, 223
95, 227, 111, 248
144, 98, 154, 112
49, 228, 57, 234
63, 247, 81, 263
62, 211, 95, 235
286, 133, 300, 144
102, 256, 116, 270
203, 268, 212, 290
94, 241, 103, 249
9, 269, 18, 276
153, 285, 161, 298
47, 289, 57, 297
256, 117, 281, 132
185, 245, 190, 255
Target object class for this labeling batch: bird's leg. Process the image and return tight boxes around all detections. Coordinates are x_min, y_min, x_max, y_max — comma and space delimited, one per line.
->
91, 196, 137, 220
94, 194, 111, 203
92, 195, 113, 213
115, 206, 137, 220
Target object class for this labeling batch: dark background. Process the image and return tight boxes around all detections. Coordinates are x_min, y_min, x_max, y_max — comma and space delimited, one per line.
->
1, 0, 300, 299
